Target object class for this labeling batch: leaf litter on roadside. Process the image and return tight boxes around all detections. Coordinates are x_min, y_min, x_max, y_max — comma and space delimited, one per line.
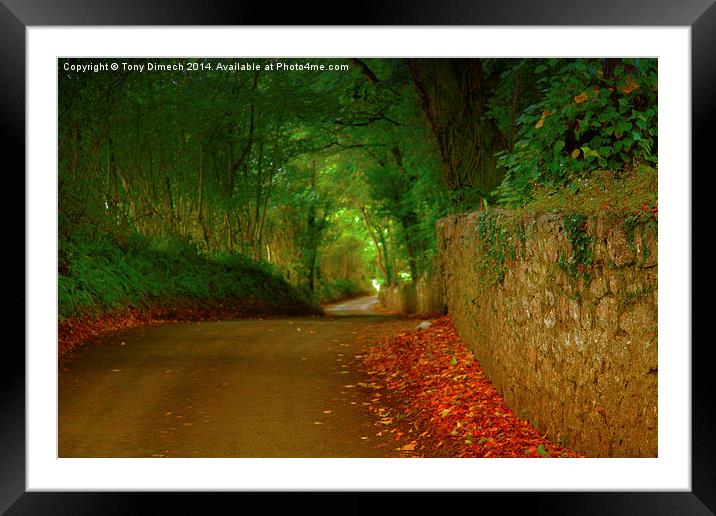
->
358, 316, 583, 458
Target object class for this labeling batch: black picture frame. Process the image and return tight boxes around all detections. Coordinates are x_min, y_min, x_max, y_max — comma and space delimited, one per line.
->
6, 0, 713, 513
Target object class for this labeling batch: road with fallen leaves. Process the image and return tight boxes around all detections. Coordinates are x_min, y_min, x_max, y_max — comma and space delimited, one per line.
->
58, 296, 417, 457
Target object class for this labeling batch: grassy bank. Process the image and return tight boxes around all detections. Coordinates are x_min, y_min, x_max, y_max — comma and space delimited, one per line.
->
317, 279, 370, 305
58, 232, 322, 356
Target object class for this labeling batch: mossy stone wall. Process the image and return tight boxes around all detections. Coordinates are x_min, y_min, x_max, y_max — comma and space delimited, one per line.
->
437, 209, 657, 457
378, 273, 447, 316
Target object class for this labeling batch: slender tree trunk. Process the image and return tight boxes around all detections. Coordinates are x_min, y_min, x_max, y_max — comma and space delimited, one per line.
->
253, 138, 265, 260
225, 210, 233, 252
307, 160, 318, 292
255, 120, 280, 260
359, 206, 390, 284
380, 227, 394, 285
197, 140, 210, 249
165, 175, 176, 231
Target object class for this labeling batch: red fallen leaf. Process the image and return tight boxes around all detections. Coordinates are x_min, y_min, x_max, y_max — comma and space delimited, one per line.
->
358, 316, 583, 459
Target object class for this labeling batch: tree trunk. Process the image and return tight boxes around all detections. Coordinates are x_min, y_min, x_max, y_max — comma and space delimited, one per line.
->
359, 206, 390, 284
197, 140, 210, 249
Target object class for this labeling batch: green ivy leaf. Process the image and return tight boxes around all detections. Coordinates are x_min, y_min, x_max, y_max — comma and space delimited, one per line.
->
580, 146, 601, 159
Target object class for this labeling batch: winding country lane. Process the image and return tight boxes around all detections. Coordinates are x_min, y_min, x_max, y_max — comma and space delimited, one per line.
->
322, 295, 383, 316
59, 296, 417, 458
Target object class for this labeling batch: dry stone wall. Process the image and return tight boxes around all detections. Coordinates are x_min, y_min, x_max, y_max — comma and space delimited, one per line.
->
436, 209, 658, 457
378, 273, 447, 316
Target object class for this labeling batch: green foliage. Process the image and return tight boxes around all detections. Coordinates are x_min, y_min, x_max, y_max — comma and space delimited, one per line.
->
622, 208, 658, 250
318, 213, 379, 287
317, 279, 368, 304
482, 60, 544, 154
408, 59, 507, 206
336, 63, 448, 283
537, 444, 550, 458
58, 228, 317, 320
557, 213, 594, 282
475, 211, 518, 286
495, 58, 657, 205
58, 57, 658, 323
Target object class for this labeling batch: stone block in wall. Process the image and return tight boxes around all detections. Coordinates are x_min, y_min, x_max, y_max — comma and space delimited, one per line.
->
378, 271, 447, 316
607, 226, 636, 266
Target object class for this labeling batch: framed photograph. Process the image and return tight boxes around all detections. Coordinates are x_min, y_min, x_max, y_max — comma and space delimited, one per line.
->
8, 0, 713, 513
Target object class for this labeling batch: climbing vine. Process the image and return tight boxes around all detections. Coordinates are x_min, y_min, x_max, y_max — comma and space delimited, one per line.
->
475, 211, 519, 286
557, 213, 595, 282
622, 207, 658, 263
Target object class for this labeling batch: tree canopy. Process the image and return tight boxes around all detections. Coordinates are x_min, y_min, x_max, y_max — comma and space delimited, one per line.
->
59, 57, 657, 305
